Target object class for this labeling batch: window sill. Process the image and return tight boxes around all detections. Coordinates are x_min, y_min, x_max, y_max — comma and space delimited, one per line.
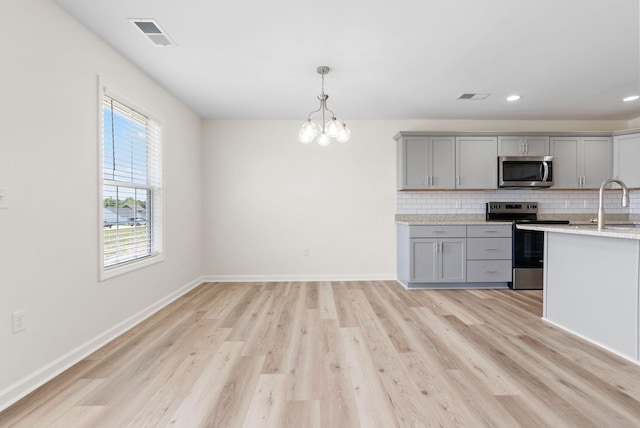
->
100, 254, 164, 281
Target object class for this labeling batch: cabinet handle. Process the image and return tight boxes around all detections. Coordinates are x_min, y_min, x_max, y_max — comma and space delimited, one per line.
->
456, 176, 460, 186
486, 270, 498, 274
434, 231, 446, 234
485, 230, 497, 233
485, 248, 498, 251
429, 176, 433, 186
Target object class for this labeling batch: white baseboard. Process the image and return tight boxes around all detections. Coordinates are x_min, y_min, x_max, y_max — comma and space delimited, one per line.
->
201, 274, 397, 283
0, 276, 207, 412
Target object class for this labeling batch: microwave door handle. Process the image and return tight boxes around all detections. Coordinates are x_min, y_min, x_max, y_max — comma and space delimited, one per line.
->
542, 161, 549, 182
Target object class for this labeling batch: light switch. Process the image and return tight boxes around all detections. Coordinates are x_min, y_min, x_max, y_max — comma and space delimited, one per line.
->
0, 187, 8, 209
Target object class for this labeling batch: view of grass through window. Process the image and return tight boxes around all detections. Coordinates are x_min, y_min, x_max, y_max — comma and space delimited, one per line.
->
102, 93, 161, 270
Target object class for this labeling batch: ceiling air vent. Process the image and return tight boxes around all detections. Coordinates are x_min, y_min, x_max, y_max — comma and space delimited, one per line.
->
129, 19, 175, 47
457, 93, 490, 100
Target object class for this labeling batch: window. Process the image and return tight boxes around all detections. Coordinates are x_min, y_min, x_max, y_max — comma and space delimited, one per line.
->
100, 90, 162, 278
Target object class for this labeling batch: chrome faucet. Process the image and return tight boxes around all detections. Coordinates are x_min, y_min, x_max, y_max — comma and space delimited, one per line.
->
598, 178, 629, 231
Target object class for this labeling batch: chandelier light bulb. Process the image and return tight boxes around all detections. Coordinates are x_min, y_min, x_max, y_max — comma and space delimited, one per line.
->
299, 121, 319, 143
336, 124, 351, 143
317, 133, 331, 147
325, 118, 341, 138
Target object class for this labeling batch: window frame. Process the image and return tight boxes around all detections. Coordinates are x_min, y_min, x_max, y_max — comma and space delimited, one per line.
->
98, 78, 164, 280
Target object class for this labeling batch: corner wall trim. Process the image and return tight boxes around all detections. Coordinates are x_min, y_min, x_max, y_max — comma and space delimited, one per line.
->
0, 276, 207, 412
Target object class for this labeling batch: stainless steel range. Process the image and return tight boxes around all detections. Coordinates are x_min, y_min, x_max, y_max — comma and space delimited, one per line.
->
486, 202, 569, 290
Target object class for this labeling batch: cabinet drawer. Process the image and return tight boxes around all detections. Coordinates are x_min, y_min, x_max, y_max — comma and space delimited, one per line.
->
467, 238, 512, 260
409, 225, 466, 238
467, 224, 512, 238
467, 260, 512, 282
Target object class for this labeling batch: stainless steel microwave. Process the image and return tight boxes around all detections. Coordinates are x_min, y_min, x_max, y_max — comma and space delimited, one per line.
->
498, 156, 553, 189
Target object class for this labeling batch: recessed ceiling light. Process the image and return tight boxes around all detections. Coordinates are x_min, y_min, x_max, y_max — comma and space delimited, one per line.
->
506, 95, 522, 102
623, 95, 639, 102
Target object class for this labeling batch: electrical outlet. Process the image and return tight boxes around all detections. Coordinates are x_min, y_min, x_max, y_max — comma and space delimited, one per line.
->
584, 200, 589, 208
303, 248, 310, 256
564, 200, 571, 208
455, 200, 461, 209
12, 310, 26, 334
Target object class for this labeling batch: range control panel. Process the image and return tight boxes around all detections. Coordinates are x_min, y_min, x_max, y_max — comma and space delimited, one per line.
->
487, 202, 538, 214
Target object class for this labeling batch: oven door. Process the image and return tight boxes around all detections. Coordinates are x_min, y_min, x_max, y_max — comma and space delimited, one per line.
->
512, 225, 544, 268
512, 224, 545, 289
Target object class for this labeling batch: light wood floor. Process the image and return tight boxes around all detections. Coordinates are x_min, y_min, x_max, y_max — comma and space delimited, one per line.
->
3, 281, 640, 427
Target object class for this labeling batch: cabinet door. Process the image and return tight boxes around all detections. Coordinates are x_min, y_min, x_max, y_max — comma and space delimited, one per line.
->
411, 239, 438, 282
523, 136, 550, 156
581, 137, 612, 189
429, 137, 456, 189
614, 133, 640, 187
455, 137, 498, 189
398, 137, 428, 190
498, 136, 549, 156
498, 136, 524, 156
439, 239, 466, 282
550, 137, 580, 188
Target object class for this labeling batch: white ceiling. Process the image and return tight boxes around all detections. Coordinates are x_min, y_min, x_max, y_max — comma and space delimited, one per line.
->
53, 0, 640, 121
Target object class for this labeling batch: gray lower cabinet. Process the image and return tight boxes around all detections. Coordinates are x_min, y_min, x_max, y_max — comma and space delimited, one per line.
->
411, 238, 466, 283
398, 223, 512, 288
466, 225, 512, 283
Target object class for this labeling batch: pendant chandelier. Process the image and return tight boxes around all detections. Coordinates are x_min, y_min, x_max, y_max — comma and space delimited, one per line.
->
299, 66, 351, 146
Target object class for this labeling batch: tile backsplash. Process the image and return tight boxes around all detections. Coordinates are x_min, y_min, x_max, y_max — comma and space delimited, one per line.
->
397, 189, 640, 215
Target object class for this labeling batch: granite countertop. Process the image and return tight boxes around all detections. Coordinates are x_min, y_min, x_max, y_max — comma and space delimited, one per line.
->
394, 214, 509, 225
395, 213, 640, 226
517, 223, 640, 240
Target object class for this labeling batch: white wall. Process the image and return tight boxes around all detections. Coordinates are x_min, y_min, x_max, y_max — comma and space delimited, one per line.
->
0, 0, 203, 409
202, 120, 398, 280
629, 117, 640, 128
201, 119, 629, 282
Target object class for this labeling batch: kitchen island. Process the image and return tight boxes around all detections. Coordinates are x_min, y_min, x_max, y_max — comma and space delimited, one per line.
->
517, 224, 640, 363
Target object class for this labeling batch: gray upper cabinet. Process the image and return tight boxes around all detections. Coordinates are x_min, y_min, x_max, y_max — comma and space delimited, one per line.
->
614, 133, 640, 187
455, 136, 498, 189
550, 136, 612, 189
397, 136, 455, 190
498, 136, 549, 156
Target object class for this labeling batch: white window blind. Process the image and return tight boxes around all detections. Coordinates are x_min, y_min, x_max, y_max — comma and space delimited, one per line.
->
101, 93, 162, 273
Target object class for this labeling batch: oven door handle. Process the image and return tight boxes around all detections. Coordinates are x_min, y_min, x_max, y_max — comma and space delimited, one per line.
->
541, 161, 549, 182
